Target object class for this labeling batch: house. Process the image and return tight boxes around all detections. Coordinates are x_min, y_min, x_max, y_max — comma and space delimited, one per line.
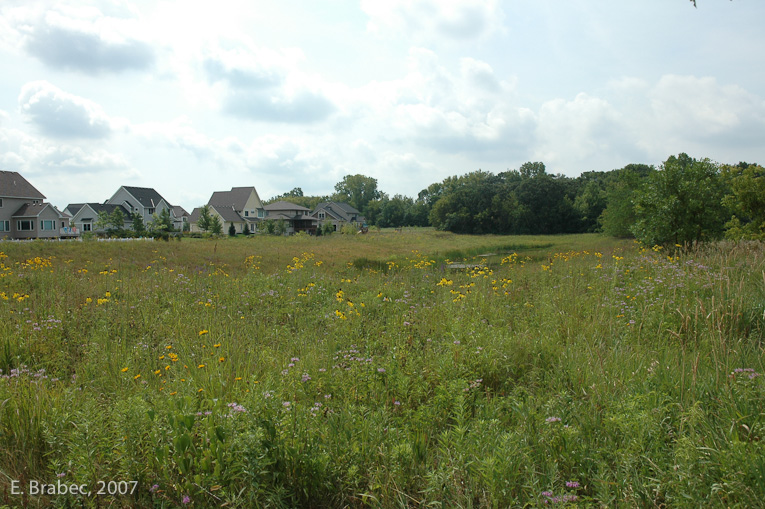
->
263, 201, 316, 234
189, 204, 247, 234
64, 203, 132, 234
207, 186, 265, 232
311, 202, 366, 232
171, 206, 190, 232
106, 186, 176, 226
0, 170, 78, 240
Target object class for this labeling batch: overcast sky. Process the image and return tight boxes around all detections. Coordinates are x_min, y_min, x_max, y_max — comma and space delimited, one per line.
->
1, 0, 763, 211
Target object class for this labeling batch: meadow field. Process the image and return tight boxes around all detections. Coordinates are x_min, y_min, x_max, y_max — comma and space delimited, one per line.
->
0, 231, 763, 508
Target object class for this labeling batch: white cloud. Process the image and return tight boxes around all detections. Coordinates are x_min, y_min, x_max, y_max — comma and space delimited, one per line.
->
18, 80, 115, 139
9, 3, 154, 73
361, 0, 504, 42
0, 124, 134, 181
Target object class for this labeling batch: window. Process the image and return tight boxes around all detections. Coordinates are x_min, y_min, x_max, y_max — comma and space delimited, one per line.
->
17, 220, 33, 231
258, 209, 265, 218
147, 208, 155, 215
0, 220, 9, 232
244, 210, 249, 217
83, 223, 92, 232
0, 198, 3, 207
40, 220, 55, 231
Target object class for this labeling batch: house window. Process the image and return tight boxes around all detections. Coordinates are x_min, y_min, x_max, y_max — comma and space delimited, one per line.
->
0, 221, 9, 231
258, 209, 265, 218
83, 223, 92, 232
318, 212, 325, 219
0, 198, 3, 207
17, 220, 34, 231
244, 210, 249, 217
40, 220, 55, 231
147, 208, 155, 215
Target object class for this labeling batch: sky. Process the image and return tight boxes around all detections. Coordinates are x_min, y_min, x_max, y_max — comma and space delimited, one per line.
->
1, 0, 764, 212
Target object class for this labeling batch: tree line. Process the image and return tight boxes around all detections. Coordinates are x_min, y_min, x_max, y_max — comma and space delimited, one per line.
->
273, 154, 763, 245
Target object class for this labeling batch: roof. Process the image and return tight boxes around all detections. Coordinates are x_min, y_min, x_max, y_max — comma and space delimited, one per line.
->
314, 202, 365, 222
65, 203, 85, 216
189, 205, 244, 223
71, 203, 130, 219
264, 201, 311, 212
0, 171, 46, 199
172, 205, 189, 217
12, 202, 55, 218
208, 187, 260, 211
212, 205, 245, 223
120, 186, 169, 208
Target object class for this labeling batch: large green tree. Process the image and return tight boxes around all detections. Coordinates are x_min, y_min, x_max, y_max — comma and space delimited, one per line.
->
721, 163, 765, 239
599, 164, 654, 237
631, 153, 728, 246
333, 174, 380, 214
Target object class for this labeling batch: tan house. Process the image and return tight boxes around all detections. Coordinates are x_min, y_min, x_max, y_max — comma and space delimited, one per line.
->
189, 204, 248, 234
208, 186, 264, 232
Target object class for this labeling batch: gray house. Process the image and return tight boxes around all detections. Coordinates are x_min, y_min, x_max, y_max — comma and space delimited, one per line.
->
64, 203, 132, 234
311, 202, 366, 232
106, 186, 175, 226
0, 171, 77, 239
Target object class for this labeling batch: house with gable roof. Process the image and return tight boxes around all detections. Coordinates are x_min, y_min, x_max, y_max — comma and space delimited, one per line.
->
0, 170, 77, 239
311, 202, 367, 232
188, 204, 248, 234
263, 201, 317, 234
63, 203, 132, 234
107, 186, 177, 226
208, 186, 265, 232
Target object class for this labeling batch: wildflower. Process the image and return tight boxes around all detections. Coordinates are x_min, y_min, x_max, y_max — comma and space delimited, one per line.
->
377, 368, 386, 373
57, 473, 65, 478
182, 495, 190, 504
198, 330, 209, 336
302, 373, 311, 382
213, 343, 221, 348
149, 484, 159, 492
219, 357, 225, 362
198, 364, 205, 369
566, 481, 580, 488
121, 367, 129, 372
133, 374, 141, 380
545, 416, 561, 423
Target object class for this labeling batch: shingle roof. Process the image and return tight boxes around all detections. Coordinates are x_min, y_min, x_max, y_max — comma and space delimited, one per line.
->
264, 201, 311, 211
122, 187, 168, 208
209, 187, 259, 211
314, 202, 364, 222
212, 205, 245, 223
12, 202, 54, 218
189, 205, 244, 223
0, 171, 46, 199
65, 203, 85, 216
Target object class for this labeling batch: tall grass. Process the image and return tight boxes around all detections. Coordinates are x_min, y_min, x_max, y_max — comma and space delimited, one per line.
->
0, 233, 762, 507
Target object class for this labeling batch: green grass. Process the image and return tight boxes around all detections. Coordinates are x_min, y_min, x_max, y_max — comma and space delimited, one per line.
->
0, 232, 763, 507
